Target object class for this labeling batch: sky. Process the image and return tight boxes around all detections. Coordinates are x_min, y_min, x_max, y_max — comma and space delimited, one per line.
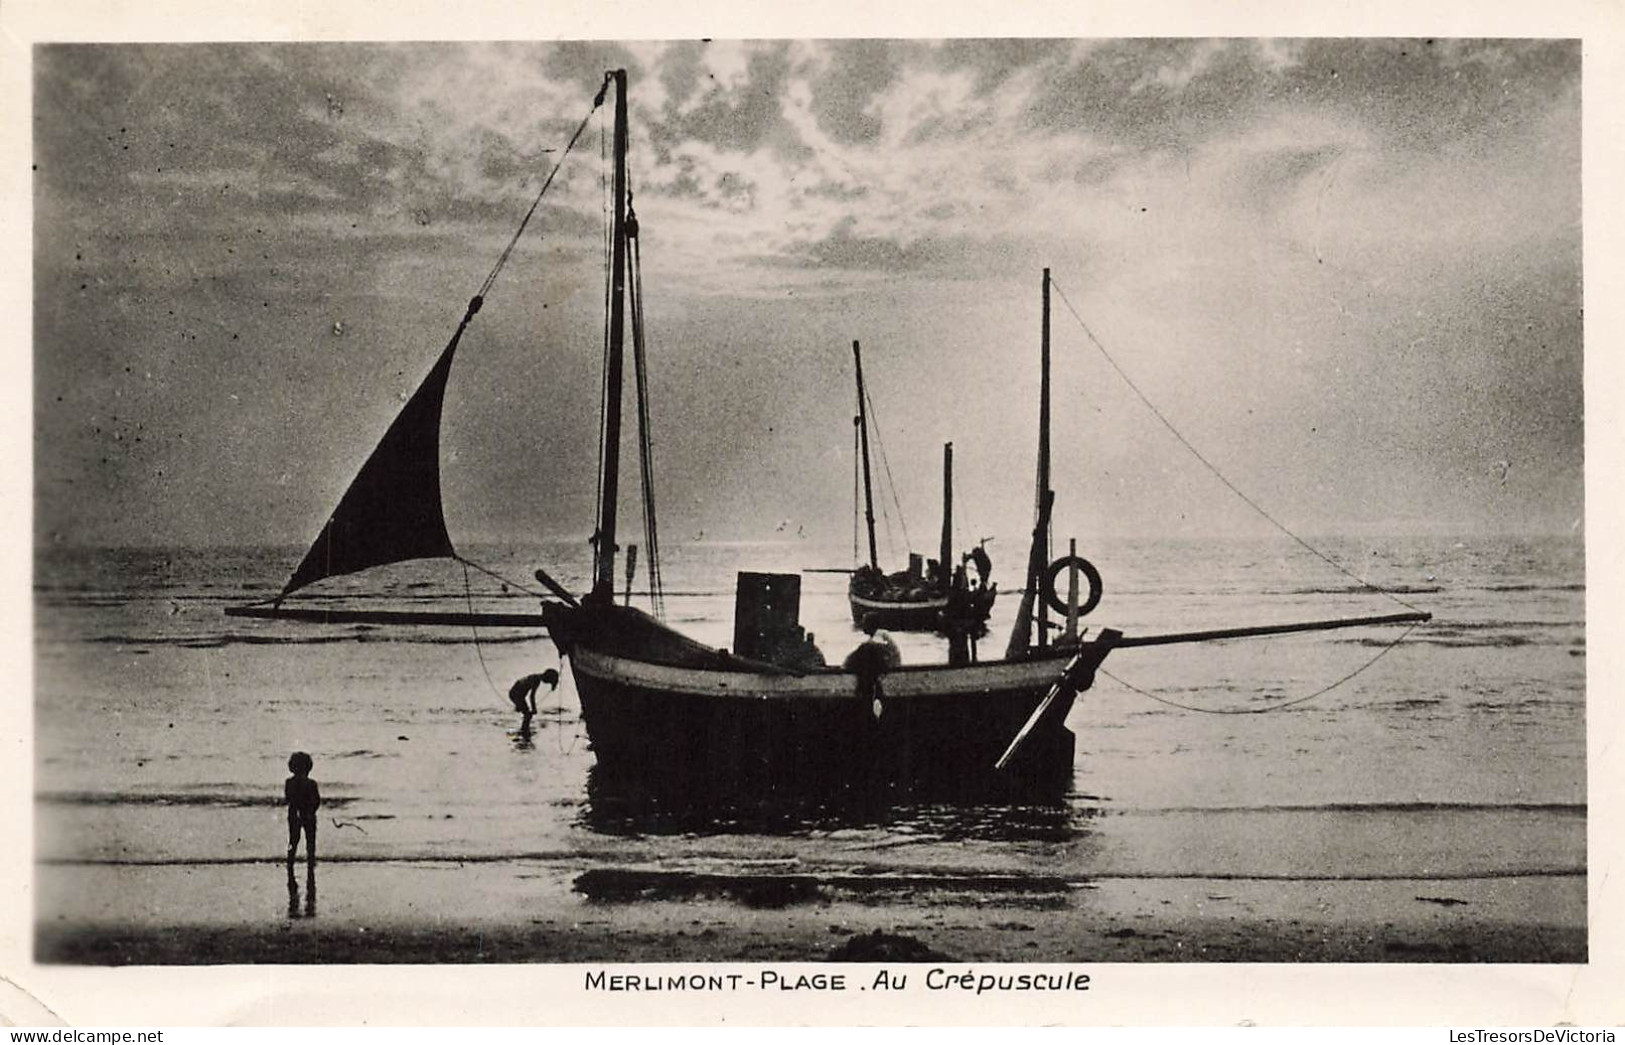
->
30, 38, 1582, 553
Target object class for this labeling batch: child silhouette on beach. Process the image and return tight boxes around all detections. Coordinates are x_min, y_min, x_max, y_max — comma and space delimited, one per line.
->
508, 668, 560, 731
285, 751, 321, 872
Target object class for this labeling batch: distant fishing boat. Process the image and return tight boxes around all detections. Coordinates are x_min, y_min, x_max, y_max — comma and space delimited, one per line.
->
846, 340, 997, 635
227, 69, 1428, 800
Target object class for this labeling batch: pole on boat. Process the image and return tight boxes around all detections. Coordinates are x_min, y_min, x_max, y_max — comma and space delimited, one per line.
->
940, 442, 953, 586
1035, 267, 1052, 647
1064, 537, 1080, 643
623, 544, 638, 606
593, 68, 630, 603
853, 340, 880, 572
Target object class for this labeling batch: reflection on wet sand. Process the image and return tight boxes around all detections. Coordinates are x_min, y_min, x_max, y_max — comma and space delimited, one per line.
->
576, 764, 1099, 841
286, 862, 316, 918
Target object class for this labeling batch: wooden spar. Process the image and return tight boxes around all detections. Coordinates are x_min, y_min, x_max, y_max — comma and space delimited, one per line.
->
225, 605, 548, 628
593, 68, 630, 601
852, 340, 879, 571
1114, 610, 1431, 648
532, 566, 580, 607
995, 628, 1122, 771
940, 442, 953, 582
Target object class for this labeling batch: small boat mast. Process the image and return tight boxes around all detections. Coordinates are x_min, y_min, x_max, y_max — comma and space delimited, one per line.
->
852, 339, 880, 572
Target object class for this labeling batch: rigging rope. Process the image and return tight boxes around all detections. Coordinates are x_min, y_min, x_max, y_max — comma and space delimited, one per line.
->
475, 75, 609, 302
278, 82, 607, 610
1048, 278, 1421, 616
626, 194, 666, 618
860, 382, 914, 559
1100, 623, 1419, 715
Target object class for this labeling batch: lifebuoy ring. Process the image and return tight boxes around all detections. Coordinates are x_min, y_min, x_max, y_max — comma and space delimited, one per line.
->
1041, 554, 1103, 618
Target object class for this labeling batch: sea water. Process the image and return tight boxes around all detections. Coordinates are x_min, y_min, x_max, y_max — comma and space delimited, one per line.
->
32, 535, 1585, 931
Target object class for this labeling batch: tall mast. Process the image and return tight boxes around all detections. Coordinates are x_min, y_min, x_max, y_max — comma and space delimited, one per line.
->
939, 442, 953, 584
1007, 267, 1054, 656
853, 340, 880, 571
593, 69, 630, 601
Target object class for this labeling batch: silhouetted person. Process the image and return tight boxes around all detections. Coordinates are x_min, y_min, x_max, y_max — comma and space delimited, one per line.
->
969, 545, 992, 590
285, 751, 320, 876
791, 630, 828, 671
509, 669, 560, 730
942, 564, 976, 666
843, 617, 901, 718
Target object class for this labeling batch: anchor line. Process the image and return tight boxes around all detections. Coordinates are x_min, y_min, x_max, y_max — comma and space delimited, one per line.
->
555, 663, 580, 757
1099, 623, 1420, 715
1048, 279, 1421, 616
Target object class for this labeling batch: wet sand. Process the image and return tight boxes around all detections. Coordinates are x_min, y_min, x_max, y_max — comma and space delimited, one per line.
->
33, 541, 1589, 973
34, 860, 1585, 965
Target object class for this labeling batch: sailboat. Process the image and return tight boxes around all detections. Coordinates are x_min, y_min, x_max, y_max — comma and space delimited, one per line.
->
227, 69, 1428, 800
846, 341, 997, 634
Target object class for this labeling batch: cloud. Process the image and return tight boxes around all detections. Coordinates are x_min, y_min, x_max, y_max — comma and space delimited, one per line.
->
32, 39, 1584, 545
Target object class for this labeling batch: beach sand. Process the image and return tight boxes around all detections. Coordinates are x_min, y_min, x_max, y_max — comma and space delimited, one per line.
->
33, 860, 1585, 965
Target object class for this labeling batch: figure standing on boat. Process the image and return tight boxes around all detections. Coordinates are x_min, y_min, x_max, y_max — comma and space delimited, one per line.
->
843, 617, 902, 719
941, 563, 982, 665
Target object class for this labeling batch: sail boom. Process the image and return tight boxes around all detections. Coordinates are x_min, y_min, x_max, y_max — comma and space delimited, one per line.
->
225, 605, 548, 628
1116, 611, 1430, 649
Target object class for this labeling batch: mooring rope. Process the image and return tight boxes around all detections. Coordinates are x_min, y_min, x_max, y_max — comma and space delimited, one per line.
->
1100, 622, 1420, 715
455, 560, 576, 751
452, 555, 550, 600
460, 560, 507, 706
1048, 279, 1422, 616
1045, 278, 1427, 712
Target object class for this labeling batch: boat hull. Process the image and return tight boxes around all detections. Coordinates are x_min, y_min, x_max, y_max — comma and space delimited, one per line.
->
847, 590, 948, 631
847, 586, 998, 633
568, 646, 1080, 801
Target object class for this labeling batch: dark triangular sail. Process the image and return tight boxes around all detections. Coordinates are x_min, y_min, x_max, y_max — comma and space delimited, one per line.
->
281, 303, 480, 598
